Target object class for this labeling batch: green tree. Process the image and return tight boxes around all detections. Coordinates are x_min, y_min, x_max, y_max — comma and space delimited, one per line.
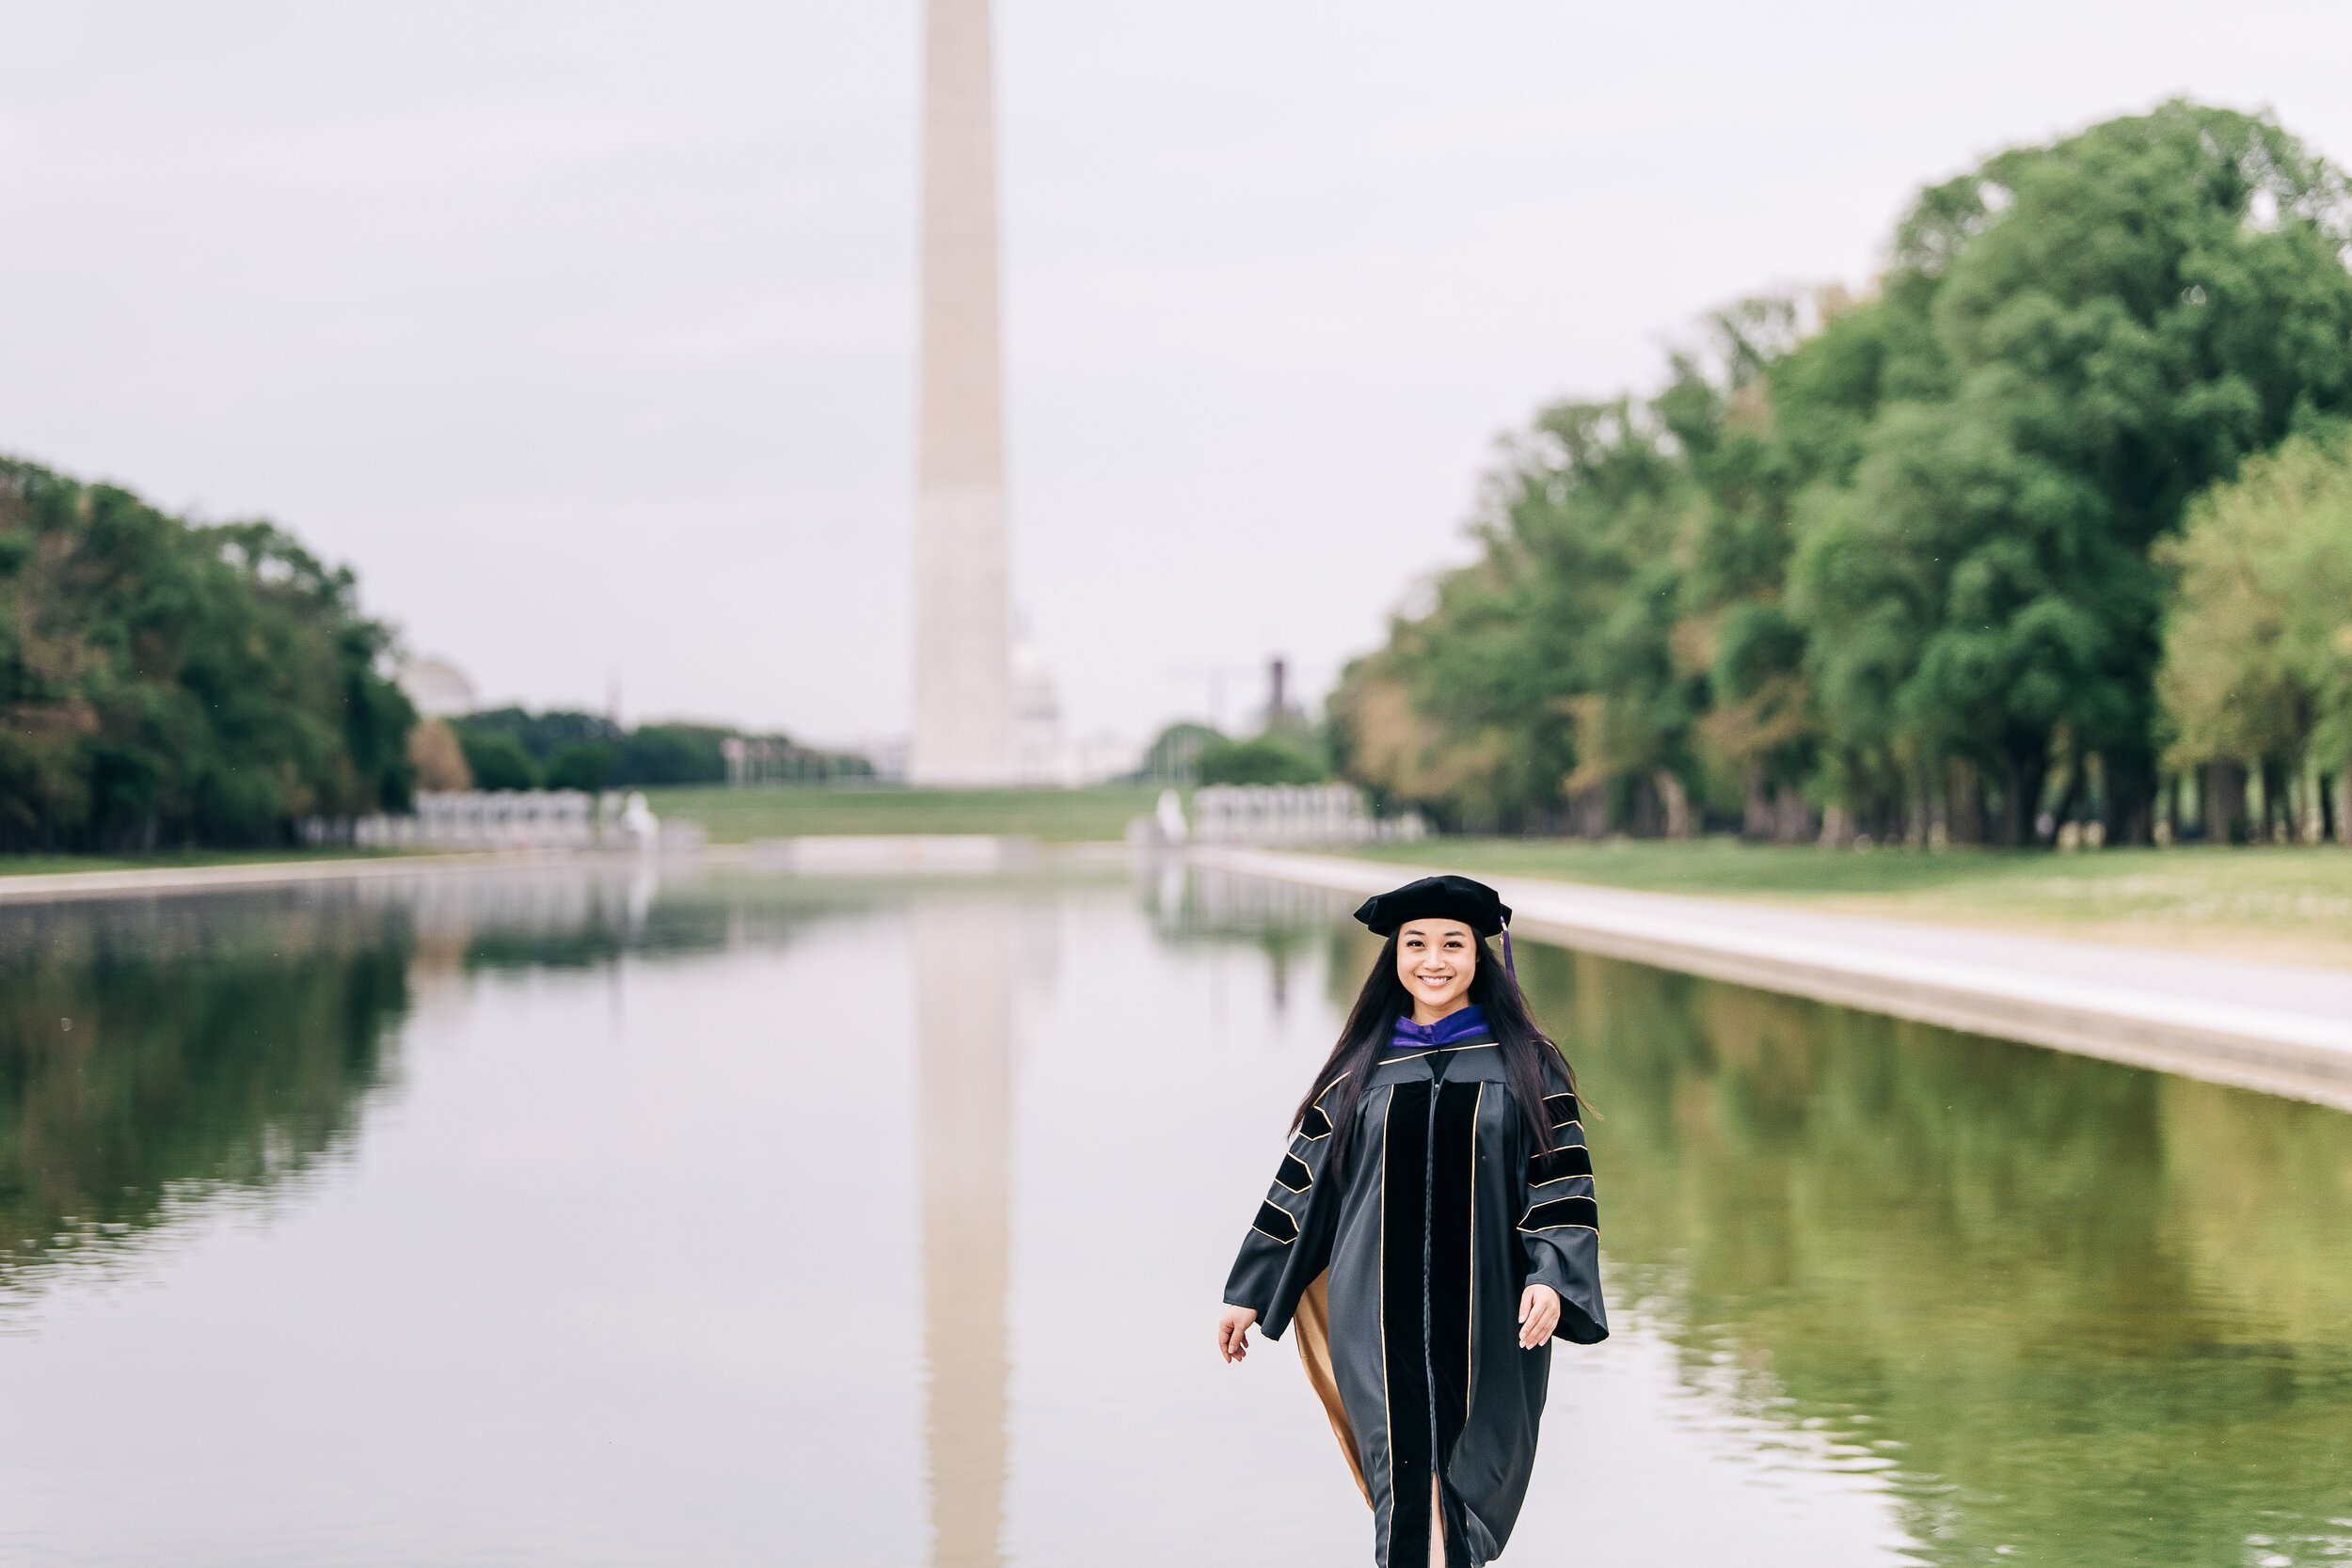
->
455, 729, 539, 791
1340, 103, 2352, 848
544, 741, 617, 791
1792, 103, 2352, 844
0, 457, 415, 849
1197, 733, 1326, 785
1138, 721, 1221, 784
617, 723, 728, 785
1337, 399, 1696, 831
2157, 429, 2352, 836
1674, 293, 1884, 838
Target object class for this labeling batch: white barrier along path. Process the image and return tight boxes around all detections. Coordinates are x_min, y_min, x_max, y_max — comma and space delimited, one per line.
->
1188, 784, 1423, 847
1189, 846, 2352, 1114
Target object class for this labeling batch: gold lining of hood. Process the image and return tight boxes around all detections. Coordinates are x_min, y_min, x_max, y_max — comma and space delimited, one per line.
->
1295, 1270, 1372, 1509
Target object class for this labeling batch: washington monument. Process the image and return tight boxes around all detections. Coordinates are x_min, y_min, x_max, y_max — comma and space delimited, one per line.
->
911, 0, 1014, 784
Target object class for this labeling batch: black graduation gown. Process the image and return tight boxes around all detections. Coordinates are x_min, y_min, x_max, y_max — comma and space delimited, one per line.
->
1223, 1031, 1607, 1567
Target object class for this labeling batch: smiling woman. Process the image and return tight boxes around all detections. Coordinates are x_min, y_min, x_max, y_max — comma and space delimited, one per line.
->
1217, 874, 1605, 1568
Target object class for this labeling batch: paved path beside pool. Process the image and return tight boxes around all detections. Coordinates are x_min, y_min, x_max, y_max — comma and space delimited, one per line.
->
1187, 845, 2352, 1115
0, 851, 541, 903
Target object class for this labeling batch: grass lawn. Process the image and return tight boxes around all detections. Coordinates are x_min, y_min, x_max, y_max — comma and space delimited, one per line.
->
1347, 837, 2352, 968
642, 783, 1162, 844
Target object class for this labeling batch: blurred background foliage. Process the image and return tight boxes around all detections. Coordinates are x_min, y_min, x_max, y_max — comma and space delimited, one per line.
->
1336, 103, 2352, 847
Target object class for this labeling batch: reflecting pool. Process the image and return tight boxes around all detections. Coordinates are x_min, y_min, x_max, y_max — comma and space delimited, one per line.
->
1, 865, 2347, 1566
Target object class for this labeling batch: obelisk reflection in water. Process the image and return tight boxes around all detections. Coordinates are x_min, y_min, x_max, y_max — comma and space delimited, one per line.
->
915, 898, 1012, 1567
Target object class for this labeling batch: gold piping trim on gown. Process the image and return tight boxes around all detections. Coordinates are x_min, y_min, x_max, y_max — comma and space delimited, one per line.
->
1380, 1041, 1498, 1065
1295, 1269, 1372, 1508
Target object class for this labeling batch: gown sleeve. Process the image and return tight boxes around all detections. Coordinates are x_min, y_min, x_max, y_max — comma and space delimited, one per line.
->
1516, 1067, 1609, 1344
1220, 1075, 1347, 1341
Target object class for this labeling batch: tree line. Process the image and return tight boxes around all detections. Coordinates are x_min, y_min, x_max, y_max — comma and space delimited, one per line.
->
0, 453, 881, 851
432, 706, 872, 793
1335, 103, 2352, 847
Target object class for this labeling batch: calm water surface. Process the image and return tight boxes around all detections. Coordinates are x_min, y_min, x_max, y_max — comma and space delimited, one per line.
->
1, 865, 2347, 1566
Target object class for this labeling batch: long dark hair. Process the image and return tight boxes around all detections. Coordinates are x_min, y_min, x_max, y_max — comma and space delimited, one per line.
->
1291, 932, 1576, 1173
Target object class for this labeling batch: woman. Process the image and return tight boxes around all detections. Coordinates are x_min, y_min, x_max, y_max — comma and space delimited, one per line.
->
1216, 874, 1606, 1568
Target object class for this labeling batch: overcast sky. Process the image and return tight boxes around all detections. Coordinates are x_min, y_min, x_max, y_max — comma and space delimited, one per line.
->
6, 2, 2352, 748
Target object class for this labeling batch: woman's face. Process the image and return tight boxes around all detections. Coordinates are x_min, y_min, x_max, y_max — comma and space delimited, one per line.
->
1396, 918, 1477, 1016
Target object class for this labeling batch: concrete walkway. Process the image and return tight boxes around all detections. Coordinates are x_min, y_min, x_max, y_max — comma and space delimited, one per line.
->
1189, 846, 2352, 1115
0, 851, 547, 904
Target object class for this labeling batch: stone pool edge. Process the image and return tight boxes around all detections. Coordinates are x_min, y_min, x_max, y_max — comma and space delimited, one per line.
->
1188, 845, 2352, 1116
0, 838, 1130, 904
0, 851, 554, 902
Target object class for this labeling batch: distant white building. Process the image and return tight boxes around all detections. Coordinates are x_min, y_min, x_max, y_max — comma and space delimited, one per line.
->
1188, 784, 1425, 847
399, 656, 478, 718
1059, 733, 1146, 785
1012, 630, 1142, 786
850, 630, 1141, 790
1013, 633, 1062, 784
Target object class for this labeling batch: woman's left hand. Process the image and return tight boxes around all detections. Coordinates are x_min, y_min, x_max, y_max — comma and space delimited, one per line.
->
1518, 1283, 1561, 1349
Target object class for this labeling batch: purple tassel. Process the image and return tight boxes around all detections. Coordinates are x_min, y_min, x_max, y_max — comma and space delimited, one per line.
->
1502, 923, 1517, 983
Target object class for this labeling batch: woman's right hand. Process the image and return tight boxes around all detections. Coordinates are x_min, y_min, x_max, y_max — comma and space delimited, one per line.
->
1217, 1304, 1259, 1363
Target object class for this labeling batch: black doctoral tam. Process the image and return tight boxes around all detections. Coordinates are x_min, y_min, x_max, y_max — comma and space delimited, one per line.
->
1352, 875, 1510, 938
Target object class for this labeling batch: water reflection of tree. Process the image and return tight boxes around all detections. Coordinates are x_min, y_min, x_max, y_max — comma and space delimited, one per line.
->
0, 871, 878, 1322
0, 898, 415, 1313
1520, 943, 2352, 1565
1141, 865, 1348, 959
1143, 865, 1361, 1021
405, 868, 865, 973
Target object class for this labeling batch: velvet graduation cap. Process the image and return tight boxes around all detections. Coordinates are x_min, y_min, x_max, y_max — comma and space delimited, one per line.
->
1354, 873, 1518, 978
1352, 874, 1511, 938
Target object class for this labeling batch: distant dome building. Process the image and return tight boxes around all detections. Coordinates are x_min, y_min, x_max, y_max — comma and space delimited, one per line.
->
1012, 632, 1062, 784
1007, 630, 1143, 785
399, 656, 478, 719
